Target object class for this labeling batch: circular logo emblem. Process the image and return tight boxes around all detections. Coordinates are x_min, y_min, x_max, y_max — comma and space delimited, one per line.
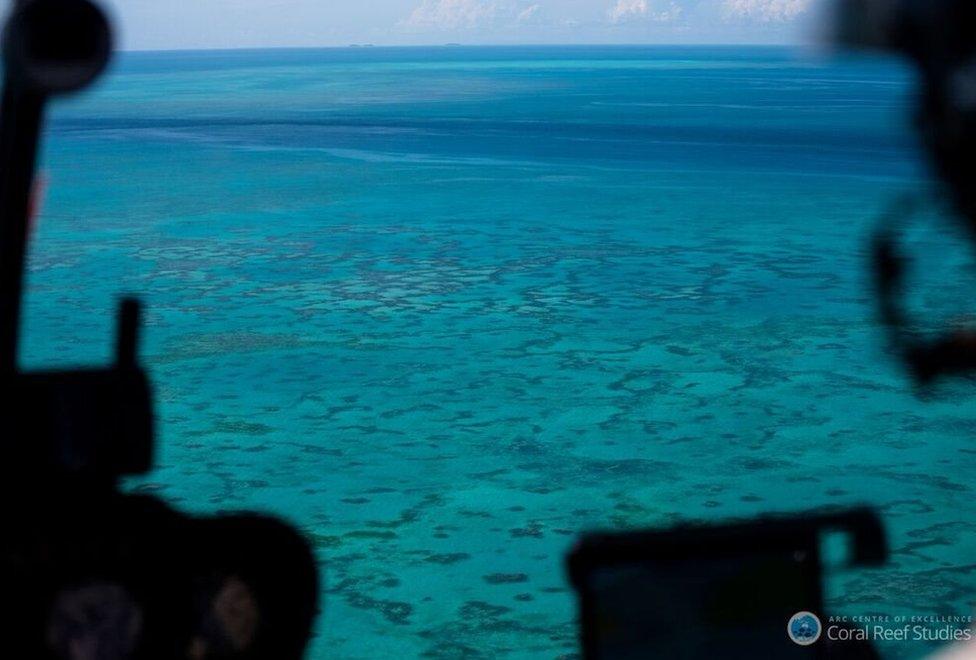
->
788, 612, 822, 646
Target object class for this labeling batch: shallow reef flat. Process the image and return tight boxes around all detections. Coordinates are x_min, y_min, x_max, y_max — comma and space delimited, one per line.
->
20, 47, 976, 658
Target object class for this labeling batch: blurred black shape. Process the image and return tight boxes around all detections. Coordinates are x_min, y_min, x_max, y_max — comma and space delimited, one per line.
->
189, 516, 320, 659
836, 0, 976, 385
568, 509, 886, 660
873, 224, 976, 386
0, 1, 318, 657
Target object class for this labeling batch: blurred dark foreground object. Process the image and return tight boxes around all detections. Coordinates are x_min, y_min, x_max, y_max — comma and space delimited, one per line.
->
3, 492, 318, 659
568, 509, 887, 660
0, 1, 318, 657
834, 0, 976, 385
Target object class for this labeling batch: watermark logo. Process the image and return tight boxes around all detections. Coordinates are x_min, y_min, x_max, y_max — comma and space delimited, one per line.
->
788, 612, 823, 646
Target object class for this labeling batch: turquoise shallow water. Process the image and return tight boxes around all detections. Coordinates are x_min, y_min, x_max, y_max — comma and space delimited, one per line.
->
19, 45, 976, 658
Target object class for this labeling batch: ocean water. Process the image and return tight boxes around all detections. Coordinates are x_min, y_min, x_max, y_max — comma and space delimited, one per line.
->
20, 45, 976, 658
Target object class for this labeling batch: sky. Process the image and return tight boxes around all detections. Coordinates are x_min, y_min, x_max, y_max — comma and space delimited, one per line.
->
11, 0, 830, 51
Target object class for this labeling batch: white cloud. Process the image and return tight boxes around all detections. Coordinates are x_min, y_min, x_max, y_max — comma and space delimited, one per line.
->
608, 0, 683, 25
516, 3, 541, 24
404, 0, 539, 30
609, 0, 646, 23
722, 0, 812, 22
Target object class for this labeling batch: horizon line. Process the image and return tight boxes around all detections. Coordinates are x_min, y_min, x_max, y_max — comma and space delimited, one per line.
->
115, 41, 802, 55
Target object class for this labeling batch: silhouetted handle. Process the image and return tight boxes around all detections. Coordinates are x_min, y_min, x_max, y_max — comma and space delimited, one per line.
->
0, 0, 112, 373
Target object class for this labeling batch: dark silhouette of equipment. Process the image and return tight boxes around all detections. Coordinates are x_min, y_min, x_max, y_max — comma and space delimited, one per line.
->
0, 1, 318, 658
837, 0, 976, 385
568, 509, 887, 660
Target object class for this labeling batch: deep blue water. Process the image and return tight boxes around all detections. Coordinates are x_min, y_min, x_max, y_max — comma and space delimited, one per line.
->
20, 46, 976, 658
